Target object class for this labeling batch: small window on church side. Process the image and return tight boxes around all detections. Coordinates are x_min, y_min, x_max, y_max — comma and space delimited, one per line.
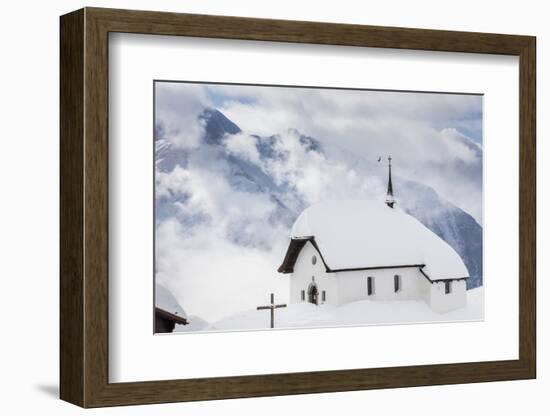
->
312, 255, 317, 265
322, 290, 326, 302
367, 276, 374, 296
394, 275, 401, 293
301, 290, 305, 301
445, 281, 452, 294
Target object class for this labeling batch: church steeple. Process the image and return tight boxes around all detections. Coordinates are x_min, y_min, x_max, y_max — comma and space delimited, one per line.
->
385, 156, 396, 208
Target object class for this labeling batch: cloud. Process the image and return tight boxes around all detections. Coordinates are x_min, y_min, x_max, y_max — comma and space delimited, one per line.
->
261, 129, 375, 205
216, 85, 483, 222
155, 83, 211, 149
223, 132, 261, 165
155, 211, 290, 323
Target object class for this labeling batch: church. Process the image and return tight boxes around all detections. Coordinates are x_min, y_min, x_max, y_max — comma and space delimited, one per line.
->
278, 157, 469, 314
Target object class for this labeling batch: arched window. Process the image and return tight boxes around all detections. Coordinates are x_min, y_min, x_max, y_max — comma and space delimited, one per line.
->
312, 255, 317, 265
367, 276, 374, 296
394, 275, 401, 293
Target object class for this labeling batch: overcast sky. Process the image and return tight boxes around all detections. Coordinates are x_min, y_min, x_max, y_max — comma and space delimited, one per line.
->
207, 83, 482, 143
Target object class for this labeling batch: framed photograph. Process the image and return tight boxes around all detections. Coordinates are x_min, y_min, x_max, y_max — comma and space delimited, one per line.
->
60, 7, 536, 407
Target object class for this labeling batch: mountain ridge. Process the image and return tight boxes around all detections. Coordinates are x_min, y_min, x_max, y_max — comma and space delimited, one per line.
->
155, 108, 482, 289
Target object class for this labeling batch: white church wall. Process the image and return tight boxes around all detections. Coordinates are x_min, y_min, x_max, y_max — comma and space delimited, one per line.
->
336, 267, 428, 305
289, 245, 467, 313
290, 241, 338, 305
418, 271, 433, 301
428, 279, 467, 313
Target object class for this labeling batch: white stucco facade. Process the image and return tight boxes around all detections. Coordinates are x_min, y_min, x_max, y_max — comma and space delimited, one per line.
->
289, 241, 467, 313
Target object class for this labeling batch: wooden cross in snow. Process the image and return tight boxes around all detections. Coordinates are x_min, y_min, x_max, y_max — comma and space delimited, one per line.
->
256, 293, 287, 329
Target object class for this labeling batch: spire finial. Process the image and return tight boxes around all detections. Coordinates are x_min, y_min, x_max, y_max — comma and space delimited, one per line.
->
385, 155, 396, 208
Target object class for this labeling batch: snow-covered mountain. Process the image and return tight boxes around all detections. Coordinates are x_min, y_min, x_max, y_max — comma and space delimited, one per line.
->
155, 108, 483, 289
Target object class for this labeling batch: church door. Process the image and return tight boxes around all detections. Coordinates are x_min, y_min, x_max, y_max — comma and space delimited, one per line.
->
307, 283, 319, 305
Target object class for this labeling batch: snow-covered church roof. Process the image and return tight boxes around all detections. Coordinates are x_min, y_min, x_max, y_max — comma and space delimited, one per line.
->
280, 200, 468, 281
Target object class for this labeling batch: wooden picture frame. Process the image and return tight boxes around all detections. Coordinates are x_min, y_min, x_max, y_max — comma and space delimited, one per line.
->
60, 7, 536, 408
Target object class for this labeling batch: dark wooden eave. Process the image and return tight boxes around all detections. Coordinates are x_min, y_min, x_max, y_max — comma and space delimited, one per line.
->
418, 267, 469, 283
155, 307, 188, 325
277, 237, 316, 273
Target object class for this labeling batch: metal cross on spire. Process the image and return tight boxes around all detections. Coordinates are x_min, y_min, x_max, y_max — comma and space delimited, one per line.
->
385, 155, 396, 208
257, 293, 287, 329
